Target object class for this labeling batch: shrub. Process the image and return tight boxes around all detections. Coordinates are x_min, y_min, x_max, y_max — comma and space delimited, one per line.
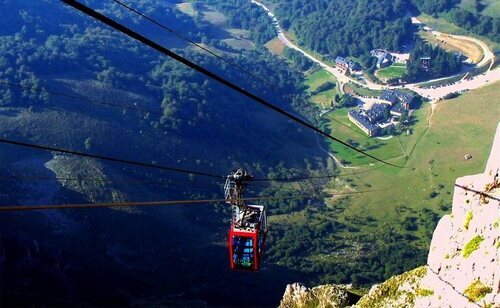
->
416, 288, 434, 297
464, 279, 492, 302
463, 211, 473, 230
462, 235, 484, 258
428, 191, 438, 199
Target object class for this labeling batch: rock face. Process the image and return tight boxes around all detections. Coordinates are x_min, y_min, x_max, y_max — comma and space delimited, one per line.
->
279, 283, 359, 308
418, 122, 499, 307
280, 123, 500, 308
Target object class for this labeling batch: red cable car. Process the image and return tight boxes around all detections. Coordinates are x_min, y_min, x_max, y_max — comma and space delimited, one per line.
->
225, 169, 268, 272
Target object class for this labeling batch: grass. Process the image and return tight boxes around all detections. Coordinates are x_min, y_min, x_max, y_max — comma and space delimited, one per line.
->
344, 83, 384, 97
482, 0, 500, 18
464, 279, 492, 302
304, 69, 340, 108
376, 63, 407, 80
201, 7, 226, 25
330, 82, 500, 243
221, 38, 255, 50
416, 288, 434, 297
464, 211, 473, 229
263, 84, 499, 288
418, 14, 466, 35
462, 235, 484, 258
265, 38, 286, 57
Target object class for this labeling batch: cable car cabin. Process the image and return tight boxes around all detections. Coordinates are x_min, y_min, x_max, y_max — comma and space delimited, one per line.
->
224, 169, 268, 272
228, 204, 268, 271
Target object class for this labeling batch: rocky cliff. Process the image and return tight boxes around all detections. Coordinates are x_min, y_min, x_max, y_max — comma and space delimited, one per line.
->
279, 123, 500, 308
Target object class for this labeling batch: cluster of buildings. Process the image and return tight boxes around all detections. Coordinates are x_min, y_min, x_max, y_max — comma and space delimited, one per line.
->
370, 49, 394, 69
335, 56, 361, 73
348, 90, 417, 137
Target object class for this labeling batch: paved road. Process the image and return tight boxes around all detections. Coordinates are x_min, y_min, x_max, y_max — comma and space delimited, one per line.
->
251, 0, 500, 101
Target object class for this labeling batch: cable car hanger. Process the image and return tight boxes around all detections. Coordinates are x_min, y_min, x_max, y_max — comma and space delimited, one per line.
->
225, 169, 268, 271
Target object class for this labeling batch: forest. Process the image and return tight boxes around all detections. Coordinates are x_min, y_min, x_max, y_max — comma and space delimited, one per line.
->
268, 0, 498, 70
404, 38, 462, 82
0, 1, 330, 306
209, 0, 277, 45
413, 0, 500, 42
273, 0, 414, 66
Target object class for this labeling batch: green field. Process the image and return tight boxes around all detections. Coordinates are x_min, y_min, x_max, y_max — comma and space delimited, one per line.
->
304, 69, 340, 107
344, 83, 384, 97
269, 82, 500, 278
376, 63, 407, 80
482, 0, 500, 17
334, 82, 500, 238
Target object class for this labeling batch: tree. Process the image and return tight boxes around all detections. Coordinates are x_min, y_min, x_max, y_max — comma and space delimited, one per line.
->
340, 94, 357, 107
400, 111, 408, 123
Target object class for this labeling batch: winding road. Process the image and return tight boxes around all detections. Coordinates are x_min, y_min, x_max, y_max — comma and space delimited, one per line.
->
251, 0, 500, 101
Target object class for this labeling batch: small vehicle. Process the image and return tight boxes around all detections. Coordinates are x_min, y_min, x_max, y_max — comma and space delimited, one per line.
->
224, 169, 268, 271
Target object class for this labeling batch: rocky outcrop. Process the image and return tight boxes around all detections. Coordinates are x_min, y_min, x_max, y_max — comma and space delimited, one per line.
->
280, 123, 500, 307
354, 266, 428, 307
279, 283, 359, 308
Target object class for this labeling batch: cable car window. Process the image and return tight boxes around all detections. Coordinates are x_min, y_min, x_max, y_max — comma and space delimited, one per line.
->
232, 236, 254, 269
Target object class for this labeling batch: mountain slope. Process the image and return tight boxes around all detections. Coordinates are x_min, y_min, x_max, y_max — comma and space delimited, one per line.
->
279, 122, 500, 307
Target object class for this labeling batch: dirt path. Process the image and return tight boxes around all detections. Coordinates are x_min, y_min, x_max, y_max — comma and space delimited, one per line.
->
314, 134, 359, 169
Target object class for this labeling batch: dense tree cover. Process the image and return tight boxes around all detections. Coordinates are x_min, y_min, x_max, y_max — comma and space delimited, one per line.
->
265, 202, 436, 286
150, 46, 321, 131
413, 0, 500, 42
0, 0, 319, 127
0, 2, 347, 305
0, 0, 200, 107
339, 94, 358, 108
411, 0, 459, 15
209, 0, 276, 45
404, 39, 462, 82
284, 48, 315, 71
274, 0, 414, 66
443, 8, 500, 42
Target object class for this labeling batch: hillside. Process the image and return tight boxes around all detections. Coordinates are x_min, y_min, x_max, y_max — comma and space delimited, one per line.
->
0, 1, 329, 306
280, 122, 500, 307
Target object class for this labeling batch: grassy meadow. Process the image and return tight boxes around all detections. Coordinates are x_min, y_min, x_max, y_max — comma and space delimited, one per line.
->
334, 82, 500, 241
304, 69, 340, 108
376, 63, 407, 80
270, 81, 500, 264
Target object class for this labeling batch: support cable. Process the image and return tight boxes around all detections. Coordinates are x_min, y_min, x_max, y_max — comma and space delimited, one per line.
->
0, 138, 224, 179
